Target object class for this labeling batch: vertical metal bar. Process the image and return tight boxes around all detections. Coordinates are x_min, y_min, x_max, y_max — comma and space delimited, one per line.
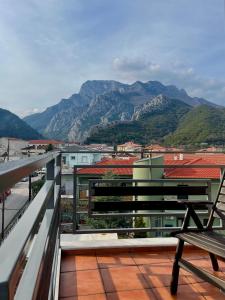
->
88, 180, 92, 217
28, 175, 32, 202
7, 139, 10, 161
46, 159, 55, 209
56, 154, 61, 238
56, 154, 61, 187
1, 192, 5, 240
73, 167, 77, 232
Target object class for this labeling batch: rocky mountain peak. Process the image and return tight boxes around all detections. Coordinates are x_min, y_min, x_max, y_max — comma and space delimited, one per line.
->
24, 79, 217, 142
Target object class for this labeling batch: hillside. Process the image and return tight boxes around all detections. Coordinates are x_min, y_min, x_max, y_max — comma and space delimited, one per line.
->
86, 96, 191, 145
0, 108, 42, 140
165, 105, 225, 146
23, 80, 215, 142
87, 104, 225, 146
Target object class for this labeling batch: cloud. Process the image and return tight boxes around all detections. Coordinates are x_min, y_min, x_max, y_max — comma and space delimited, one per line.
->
0, 0, 225, 115
111, 56, 225, 105
19, 108, 44, 118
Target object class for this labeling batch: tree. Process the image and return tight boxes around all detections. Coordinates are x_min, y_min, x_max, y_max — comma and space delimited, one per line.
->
46, 144, 53, 152
134, 216, 147, 238
86, 171, 132, 231
31, 179, 45, 198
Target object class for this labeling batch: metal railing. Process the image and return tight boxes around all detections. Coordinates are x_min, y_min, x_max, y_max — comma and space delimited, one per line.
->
0, 149, 224, 299
0, 152, 61, 300
61, 150, 224, 235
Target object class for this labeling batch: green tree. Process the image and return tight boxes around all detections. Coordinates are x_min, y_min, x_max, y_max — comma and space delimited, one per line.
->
134, 216, 147, 238
46, 143, 53, 152
31, 179, 45, 198
86, 171, 132, 230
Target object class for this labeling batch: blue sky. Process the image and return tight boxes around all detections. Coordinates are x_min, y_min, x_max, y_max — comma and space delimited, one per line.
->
0, 0, 225, 116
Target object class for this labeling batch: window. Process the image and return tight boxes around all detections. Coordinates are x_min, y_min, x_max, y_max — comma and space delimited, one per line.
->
71, 156, 76, 160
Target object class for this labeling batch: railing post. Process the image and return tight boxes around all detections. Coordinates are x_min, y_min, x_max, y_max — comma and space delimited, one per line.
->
1, 192, 5, 241
46, 159, 55, 209
28, 175, 32, 202
56, 154, 61, 187
73, 167, 78, 232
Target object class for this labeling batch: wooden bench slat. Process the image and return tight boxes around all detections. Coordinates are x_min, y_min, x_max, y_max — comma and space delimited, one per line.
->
176, 232, 225, 258
92, 186, 208, 197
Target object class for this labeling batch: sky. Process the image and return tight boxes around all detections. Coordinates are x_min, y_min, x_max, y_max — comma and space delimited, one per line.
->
0, 0, 225, 117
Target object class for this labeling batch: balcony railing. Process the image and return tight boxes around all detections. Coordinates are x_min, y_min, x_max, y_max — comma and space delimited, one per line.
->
0, 150, 224, 299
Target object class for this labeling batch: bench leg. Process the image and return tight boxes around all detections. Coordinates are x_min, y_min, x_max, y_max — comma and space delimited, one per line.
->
170, 239, 184, 295
209, 253, 219, 271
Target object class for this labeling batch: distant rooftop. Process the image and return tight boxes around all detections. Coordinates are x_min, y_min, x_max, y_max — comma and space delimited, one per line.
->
28, 139, 64, 145
164, 154, 225, 179
77, 157, 138, 176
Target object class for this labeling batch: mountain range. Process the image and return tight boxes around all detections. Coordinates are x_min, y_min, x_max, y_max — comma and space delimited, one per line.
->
23, 80, 218, 145
0, 108, 42, 140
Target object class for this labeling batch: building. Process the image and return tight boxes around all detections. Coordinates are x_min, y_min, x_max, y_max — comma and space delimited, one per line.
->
76, 157, 138, 223
62, 145, 102, 168
27, 139, 64, 154
117, 141, 142, 152
0, 137, 28, 161
133, 153, 225, 233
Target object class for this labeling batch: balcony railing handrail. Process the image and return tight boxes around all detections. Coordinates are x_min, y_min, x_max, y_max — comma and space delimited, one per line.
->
0, 152, 61, 300
0, 151, 60, 194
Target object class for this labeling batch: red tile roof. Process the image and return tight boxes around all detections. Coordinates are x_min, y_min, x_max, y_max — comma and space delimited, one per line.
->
164, 154, 225, 179
28, 139, 63, 145
77, 157, 138, 176
118, 142, 141, 147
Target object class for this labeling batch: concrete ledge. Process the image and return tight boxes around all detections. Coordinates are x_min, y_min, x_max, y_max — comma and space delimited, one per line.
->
60, 234, 178, 251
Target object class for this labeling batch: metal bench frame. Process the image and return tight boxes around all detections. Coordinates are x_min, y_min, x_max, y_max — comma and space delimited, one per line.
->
170, 171, 225, 295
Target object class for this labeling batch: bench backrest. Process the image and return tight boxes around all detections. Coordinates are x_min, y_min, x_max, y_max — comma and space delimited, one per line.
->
89, 181, 210, 216
208, 171, 225, 227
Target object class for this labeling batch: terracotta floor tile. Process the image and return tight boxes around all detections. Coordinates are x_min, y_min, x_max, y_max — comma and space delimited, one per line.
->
59, 272, 77, 298
132, 252, 171, 265
76, 269, 105, 296
75, 255, 98, 271
152, 284, 205, 300
60, 294, 107, 300
59, 270, 104, 297
97, 253, 135, 268
61, 255, 98, 272
61, 255, 76, 272
139, 263, 189, 288
106, 288, 157, 300
100, 265, 151, 292
193, 282, 225, 300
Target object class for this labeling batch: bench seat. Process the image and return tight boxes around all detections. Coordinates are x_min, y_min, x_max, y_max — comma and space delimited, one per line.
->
176, 231, 225, 259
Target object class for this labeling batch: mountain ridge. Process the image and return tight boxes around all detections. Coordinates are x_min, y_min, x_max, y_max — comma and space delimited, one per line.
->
0, 108, 43, 140
23, 80, 219, 142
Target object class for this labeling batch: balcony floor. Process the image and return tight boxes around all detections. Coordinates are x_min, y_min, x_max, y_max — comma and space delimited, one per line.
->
59, 247, 225, 300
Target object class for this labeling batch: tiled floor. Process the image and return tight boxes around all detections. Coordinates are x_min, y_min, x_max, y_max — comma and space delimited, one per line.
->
59, 248, 225, 299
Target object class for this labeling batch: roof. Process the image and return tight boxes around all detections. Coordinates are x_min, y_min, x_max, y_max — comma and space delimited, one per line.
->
28, 139, 63, 145
164, 154, 225, 179
118, 142, 141, 148
77, 157, 138, 176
